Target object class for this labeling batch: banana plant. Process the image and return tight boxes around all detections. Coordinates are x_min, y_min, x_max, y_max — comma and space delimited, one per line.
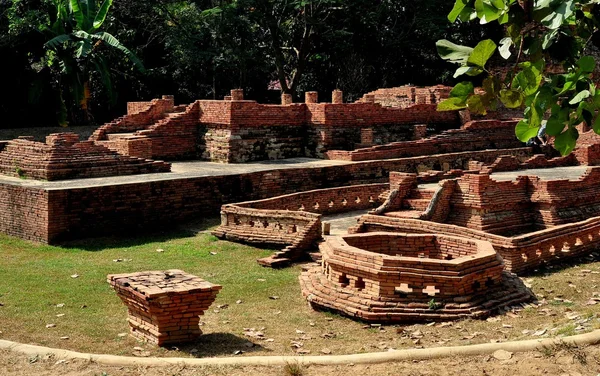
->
42, 0, 144, 125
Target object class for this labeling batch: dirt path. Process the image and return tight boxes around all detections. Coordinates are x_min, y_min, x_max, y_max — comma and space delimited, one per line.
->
1, 345, 598, 376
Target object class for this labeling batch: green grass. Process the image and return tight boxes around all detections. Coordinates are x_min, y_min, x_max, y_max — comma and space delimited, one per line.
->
1, 225, 600, 359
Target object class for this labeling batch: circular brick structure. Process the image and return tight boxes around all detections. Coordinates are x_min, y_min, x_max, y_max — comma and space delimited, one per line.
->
300, 232, 533, 322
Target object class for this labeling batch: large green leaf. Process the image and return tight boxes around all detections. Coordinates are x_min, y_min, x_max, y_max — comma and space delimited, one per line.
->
475, 0, 501, 24
449, 81, 474, 99
569, 90, 590, 105
92, 0, 113, 31
45, 34, 73, 49
448, 0, 469, 22
436, 39, 474, 64
577, 56, 596, 74
69, 0, 85, 30
437, 97, 468, 111
466, 39, 497, 68
515, 119, 539, 142
467, 94, 486, 115
554, 127, 578, 156
499, 89, 524, 108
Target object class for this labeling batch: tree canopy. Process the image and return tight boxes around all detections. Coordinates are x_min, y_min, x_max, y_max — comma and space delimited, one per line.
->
1, 0, 500, 126
436, 0, 600, 155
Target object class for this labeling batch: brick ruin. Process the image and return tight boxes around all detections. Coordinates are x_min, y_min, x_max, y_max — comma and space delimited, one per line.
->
108, 270, 221, 346
213, 183, 390, 266
90, 87, 460, 163
300, 233, 532, 322
0, 133, 170, 180
3, 84, 600, 326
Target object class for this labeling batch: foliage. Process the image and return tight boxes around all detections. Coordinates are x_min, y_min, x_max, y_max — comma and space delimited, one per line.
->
437, 0, 600, 155
41, 0, 144, 125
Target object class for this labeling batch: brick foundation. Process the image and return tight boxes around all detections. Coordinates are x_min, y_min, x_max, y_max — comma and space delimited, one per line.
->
0, 133, 170, 181
108, 270, 221, 346
300, 233, 533, 322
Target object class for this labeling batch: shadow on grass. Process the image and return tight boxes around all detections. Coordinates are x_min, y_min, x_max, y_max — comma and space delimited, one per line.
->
59, 217, 222, 252
176, 333, 270, 357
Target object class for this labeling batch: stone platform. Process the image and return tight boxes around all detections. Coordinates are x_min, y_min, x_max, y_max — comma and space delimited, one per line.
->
108, 270, 221, 346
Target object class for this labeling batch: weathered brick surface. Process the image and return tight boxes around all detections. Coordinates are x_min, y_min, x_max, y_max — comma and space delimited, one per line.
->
357, 85, 451, 108
300, 232, 532, 322
1, 147, 523, 244
0, 133, 170, 181
353, 214, 600, 275
0, 183, 48, 242
108, 270, 221, 346
325, 120, 522, 161
213, 184, 389, 266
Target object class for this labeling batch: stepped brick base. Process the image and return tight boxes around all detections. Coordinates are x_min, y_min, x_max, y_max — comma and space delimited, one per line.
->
300, 268, 533, 322
108, 270, 221, 346
299, 233, 533, 322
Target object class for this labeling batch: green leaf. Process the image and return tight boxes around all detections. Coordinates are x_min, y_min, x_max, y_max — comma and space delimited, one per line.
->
554, 127, 578, 156
454, 66, 483, 78
499, 89, 524, 108
436, 39, 474, 64
92, 0, 113, 31
546, 106, 568, 136
69, 0, 85, 30
467, 94, 487, 115
569, 90, 591, 105
448, 0, 469, 22
577, 56, 596, 74
467, 39, 497, 68
437, 97, 468, 111
449, 81, 475, 99
515, 119, 539, 142
593, 116, 600, 135
499, 37, 512, 59
45, 34, 73, 49
475, 0, 501, 24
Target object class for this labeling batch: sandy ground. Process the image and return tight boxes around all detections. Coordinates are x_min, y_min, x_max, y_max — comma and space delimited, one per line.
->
1, 345, 599, 376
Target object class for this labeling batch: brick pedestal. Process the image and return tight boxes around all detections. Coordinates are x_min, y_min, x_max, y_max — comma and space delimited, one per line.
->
108, 270, 222, 346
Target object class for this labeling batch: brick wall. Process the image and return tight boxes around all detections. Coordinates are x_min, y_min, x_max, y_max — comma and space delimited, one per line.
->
352, 214, 600, 275
0, 133, 170, 181
325, 119, 522, 161
0, 183, 48, 242
0, 146, 533, 244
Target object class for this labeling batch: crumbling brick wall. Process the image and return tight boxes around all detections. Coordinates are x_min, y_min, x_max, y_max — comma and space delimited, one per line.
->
325, 119, 522, 161
0, 133, 170, 180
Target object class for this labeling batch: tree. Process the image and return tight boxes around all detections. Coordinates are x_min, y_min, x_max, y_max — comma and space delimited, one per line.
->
436, 0, 600, 155
42, 0, 144, 125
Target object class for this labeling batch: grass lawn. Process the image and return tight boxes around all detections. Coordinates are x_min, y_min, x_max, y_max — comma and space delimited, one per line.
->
1, 221, 600, 359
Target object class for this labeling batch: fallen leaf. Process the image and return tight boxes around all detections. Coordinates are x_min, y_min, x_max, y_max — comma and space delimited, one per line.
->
70, 274, 79, 279
156, 249, 164, 253
209, 252, 217, 255
216, 304, 229, 309
269, 296, 279, 300
321, 348, 332, 354
133, 347, 144, 351
296, 349, 310, 354
533, 329, 547, 336
236, 300, 243, 304
290, 341, 303, 348
117, 333, 127, 337
46, 324, 56, 328
257, 279, 266, 282
233, 350, 243, 355
56, 314, 65, 318
60, 336, 69, 340
296, 329, 305, 334
56, 304, 65, 308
